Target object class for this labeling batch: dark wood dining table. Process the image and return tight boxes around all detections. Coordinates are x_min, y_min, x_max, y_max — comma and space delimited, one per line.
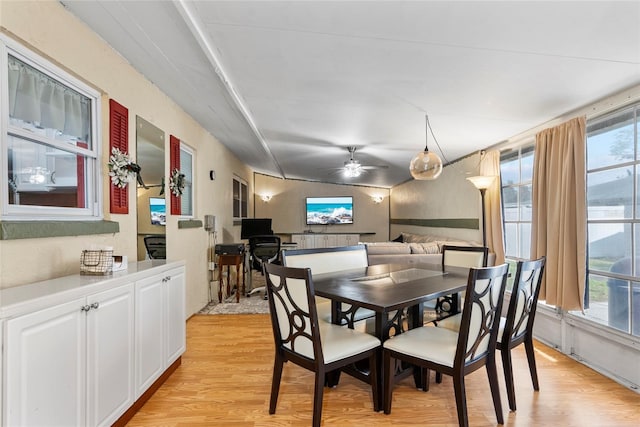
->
312, 263, 470, 407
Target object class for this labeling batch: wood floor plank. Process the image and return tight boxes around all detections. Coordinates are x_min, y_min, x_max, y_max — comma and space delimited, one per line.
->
126, 314, 640, 426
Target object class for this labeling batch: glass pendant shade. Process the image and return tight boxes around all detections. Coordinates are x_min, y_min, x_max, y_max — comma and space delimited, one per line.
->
409, 149, 443, 180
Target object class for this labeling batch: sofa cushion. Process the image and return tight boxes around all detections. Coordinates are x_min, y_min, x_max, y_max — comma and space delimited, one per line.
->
402, 232, 439, 243
409, 242, 440, 254
365, 242, 411, 255
436, 240, 482, 252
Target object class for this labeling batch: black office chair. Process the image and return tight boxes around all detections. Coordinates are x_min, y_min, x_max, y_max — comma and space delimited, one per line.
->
247, 235, 281, 298
144, 235, 166, 259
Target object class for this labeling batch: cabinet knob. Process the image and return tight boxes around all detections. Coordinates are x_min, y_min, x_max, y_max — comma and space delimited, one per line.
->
90, 302, 100, 310
81, 305, 91, 312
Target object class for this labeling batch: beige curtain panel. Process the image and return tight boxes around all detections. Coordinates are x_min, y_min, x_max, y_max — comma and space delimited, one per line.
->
532, 116, 586, 311
480, 150, 505, 266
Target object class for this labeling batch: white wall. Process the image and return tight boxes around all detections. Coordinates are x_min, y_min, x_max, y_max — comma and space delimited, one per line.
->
254, 173, 390, 242
390, 153, 483, 242
0, 0, 253, 316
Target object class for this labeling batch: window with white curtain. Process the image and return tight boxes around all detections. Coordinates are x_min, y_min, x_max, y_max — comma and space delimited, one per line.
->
1, 37, 101, 219
179, 143, 194, 217
583, 104, 640, 337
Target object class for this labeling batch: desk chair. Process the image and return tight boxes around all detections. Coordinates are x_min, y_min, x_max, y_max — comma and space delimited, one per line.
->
264, 263, 381, 427
383, 264, 509, 427
247, 235, 281, 298
143, 235, 166, 259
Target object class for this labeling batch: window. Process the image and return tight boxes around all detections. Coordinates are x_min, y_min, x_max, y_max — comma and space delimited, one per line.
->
1, 37, 101, 219
233, 176, 248, 220
500, 144, 534, 287
585, 104, 640, 336
179, 144, 194, 217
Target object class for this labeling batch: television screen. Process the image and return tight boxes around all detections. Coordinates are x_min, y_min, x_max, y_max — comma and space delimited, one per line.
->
241, 218, 273, 239
149, 197, 166, 226
306, 196, 353, 225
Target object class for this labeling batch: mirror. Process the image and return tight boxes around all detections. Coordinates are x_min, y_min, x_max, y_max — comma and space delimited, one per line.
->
136, 116, 165, 261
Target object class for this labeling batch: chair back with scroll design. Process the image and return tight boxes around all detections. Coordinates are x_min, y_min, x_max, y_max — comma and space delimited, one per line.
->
498, 256, 546, 411
264, 263, 380, 427
383, 263, 509, 427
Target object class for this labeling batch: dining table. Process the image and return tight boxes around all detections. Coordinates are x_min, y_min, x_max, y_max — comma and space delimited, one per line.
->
312, 263, 470, 408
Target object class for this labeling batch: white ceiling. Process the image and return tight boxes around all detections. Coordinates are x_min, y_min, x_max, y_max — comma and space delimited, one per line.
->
61, 1, 640, 188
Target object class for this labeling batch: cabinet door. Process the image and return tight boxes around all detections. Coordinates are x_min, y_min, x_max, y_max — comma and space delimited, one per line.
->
314, 234, 337, 248
291, 234, 312, 249
86, 284, 135, 427
135, 275, 165, 399
164, 268, 186, 366
5, 298, 86, 427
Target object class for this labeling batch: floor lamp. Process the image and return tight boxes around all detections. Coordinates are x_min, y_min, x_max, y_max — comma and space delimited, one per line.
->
466, 176, 496, 248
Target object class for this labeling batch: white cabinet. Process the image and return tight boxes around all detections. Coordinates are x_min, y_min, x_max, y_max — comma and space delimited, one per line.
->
4, 283, 134, 427
291, 234, 360, 249
135, 267, 185, 398
0, 260, 186, 427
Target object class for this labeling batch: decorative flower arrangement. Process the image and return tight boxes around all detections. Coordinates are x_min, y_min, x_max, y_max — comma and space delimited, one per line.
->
169, 168, 186, 196
108, 147, 140, 189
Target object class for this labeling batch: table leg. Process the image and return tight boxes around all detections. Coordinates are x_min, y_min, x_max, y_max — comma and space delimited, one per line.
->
409, 303, 425, 389
235, 262, 241, 303
374, 312, 390, 411
326, 301, 344, 387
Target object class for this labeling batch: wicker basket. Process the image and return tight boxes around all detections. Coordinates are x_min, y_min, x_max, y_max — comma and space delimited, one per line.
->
80, 249, 114, 275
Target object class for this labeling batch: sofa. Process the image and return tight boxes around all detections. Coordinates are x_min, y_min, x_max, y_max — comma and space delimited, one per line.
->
365, 232, 495, 268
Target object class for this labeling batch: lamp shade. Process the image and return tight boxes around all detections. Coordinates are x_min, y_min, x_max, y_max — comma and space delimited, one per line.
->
466, 175, 496, 190
409, 150, 443, 180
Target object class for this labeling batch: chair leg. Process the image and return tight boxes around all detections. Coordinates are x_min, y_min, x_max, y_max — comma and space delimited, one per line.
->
312, 369, 325, 427
422, 368, 430, 392
436, 371, 443, 383
269, 354, 284, 415
383, 350, 393, 414
217, 268, 223, 303
369, 352, 380, 412
452, 373, 468, 427
501, 346, 517, 411
524, 337, 540, 391
486, 357, 504, 425
235, 263, 240, 303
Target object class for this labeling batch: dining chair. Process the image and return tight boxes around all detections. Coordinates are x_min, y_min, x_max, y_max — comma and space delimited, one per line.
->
263, 263, 381, 427
282, 245, 375, 326
383, 263, 509, 427
435, 245, 489, 318
498, 256, 546, 411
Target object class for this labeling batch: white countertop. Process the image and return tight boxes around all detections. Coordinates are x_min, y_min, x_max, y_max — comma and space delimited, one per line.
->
0, 259, 185, 319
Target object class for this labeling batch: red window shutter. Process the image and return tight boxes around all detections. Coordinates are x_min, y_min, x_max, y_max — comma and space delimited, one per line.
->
109, 99, 129, 214
169, 135, 181, 215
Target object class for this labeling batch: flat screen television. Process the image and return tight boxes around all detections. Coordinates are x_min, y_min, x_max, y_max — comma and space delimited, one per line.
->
241, 218, 273, 239
306, 196, 353, 225
149, 197, 166, 226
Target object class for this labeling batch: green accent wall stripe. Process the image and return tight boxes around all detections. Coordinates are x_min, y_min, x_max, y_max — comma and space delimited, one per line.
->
178, 219, 203, 229
390, 218, 479, 230
0, 220, 120, 240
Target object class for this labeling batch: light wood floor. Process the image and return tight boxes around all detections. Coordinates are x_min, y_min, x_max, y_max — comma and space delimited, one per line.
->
127, 314, 640, 426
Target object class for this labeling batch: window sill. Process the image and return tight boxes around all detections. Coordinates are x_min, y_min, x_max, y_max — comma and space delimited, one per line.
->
0, 220, 119, 240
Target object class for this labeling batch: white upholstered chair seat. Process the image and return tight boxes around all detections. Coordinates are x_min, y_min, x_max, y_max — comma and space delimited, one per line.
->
320, 322, 381, 363
438, 313, 509, 344
383, 326, 458, 368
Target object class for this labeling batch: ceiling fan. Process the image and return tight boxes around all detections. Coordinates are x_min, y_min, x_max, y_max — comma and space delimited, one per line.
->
342, 146, 388, 178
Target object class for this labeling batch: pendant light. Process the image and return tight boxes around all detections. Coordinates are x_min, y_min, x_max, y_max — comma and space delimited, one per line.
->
409, 115, 443, 180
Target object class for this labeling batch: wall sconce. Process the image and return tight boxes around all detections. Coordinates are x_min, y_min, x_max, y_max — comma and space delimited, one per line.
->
372, 195, 384, 204
261, 194, 273, 203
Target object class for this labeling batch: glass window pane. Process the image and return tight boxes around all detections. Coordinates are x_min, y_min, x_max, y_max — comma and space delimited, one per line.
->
500, 153, 519, 185
632, 282, 640, 336
521, 148, 534, 182
586, 108, 634, 170
8, 55, 92, 148
519, 184, 532, 221
505, 223, 517, 258
587, 167, 633, 219
588, 223, 631, 274
502, 186, 518, 221
232, 179, 240, 218
180, 148, 193, 216
585, 273, 609, 325
607, 277, 630, 334
241, 183, 248, 218
8, 136, 88, 208
519, 223, 531, 259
